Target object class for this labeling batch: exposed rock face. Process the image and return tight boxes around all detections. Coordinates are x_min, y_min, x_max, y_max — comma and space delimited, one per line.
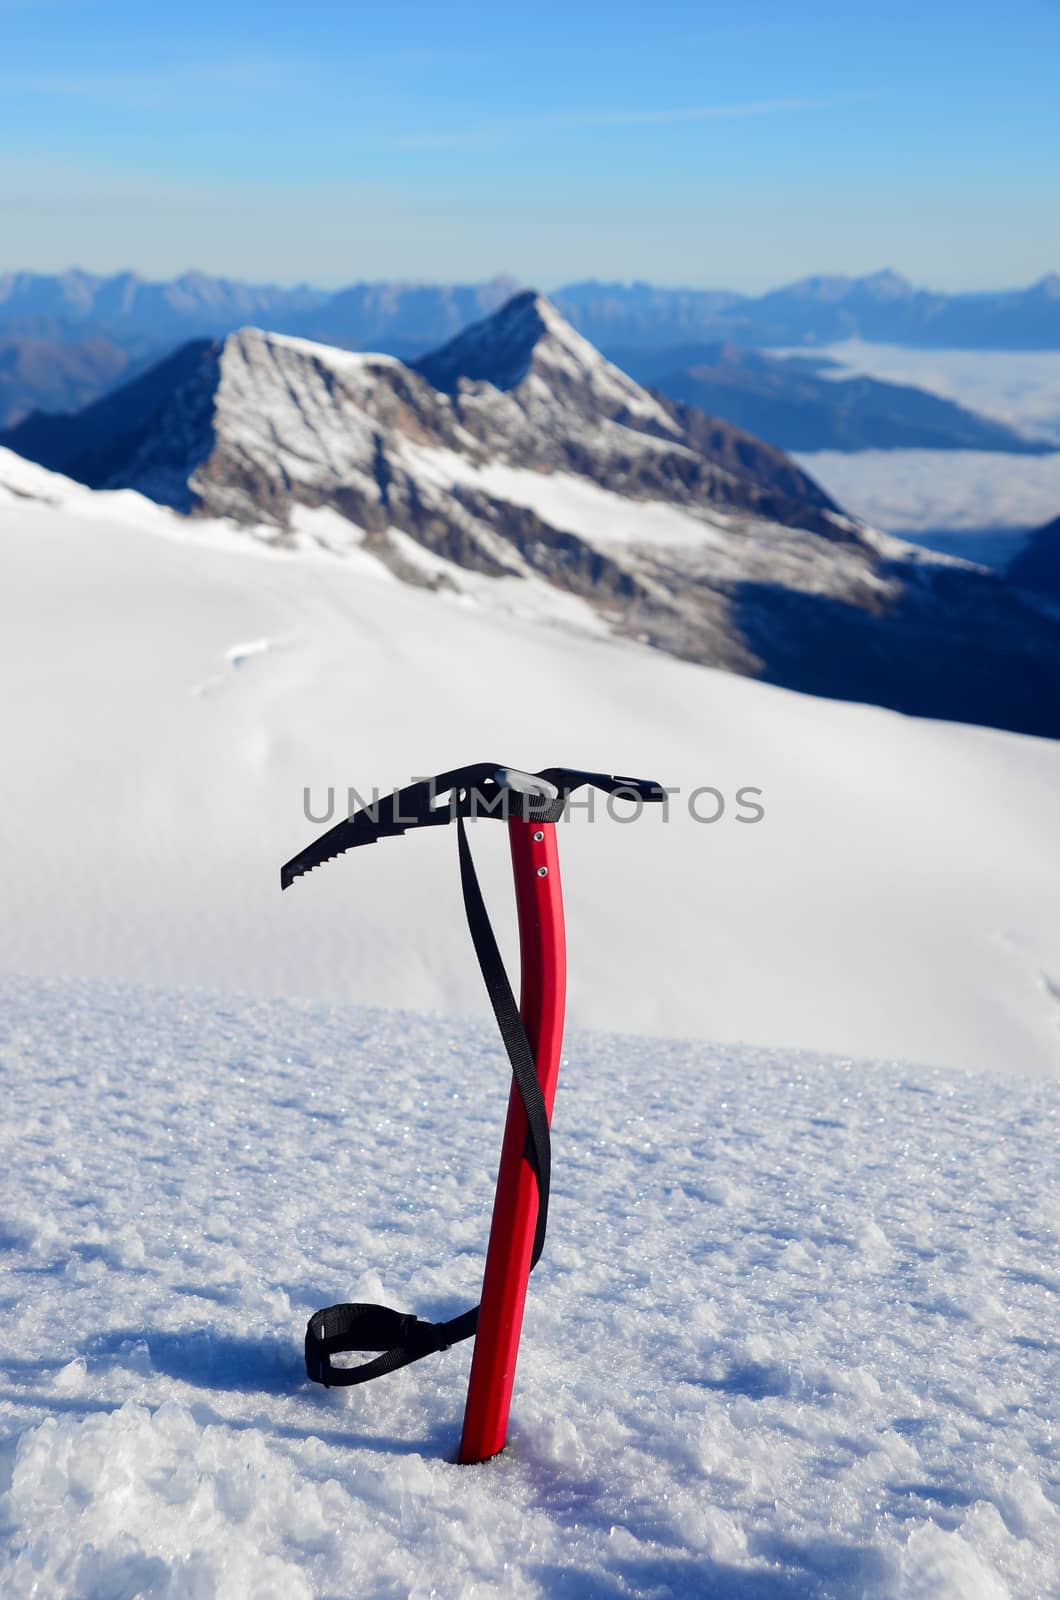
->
1, 340, 222, 510
4, 293, 1060, 738
411, 293, 839, 531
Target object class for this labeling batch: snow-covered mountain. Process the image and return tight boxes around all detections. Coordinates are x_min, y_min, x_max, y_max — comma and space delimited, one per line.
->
5, 292, 1060, 739
2, 292, 835, 529
2, 444, 1059, 1077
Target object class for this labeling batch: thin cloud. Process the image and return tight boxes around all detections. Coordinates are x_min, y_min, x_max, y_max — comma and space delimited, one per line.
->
397, 92, 876, 150
0, 59, 290, 107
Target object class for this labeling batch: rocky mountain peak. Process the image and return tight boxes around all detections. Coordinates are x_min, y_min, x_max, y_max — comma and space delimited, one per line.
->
0, 311, 842, 536
411, 290, 681, 444
412, 290, 594, 393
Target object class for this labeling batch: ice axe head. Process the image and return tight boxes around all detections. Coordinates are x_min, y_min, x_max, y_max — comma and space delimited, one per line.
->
281, 763, 666, 890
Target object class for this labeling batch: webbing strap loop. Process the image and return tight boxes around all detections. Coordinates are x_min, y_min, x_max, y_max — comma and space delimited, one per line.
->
304, 818, 552, 1388
304, 1303, 479, 1388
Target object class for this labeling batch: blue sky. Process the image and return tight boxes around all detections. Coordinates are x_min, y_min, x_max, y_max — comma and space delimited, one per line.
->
1, 0, 1057, 291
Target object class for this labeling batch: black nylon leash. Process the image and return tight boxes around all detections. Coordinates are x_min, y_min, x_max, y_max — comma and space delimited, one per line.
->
305, 814, 556, 1388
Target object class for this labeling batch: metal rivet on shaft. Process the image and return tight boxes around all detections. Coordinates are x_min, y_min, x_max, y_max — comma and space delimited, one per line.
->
532, 830, 545, 842
536, 865, 548, 877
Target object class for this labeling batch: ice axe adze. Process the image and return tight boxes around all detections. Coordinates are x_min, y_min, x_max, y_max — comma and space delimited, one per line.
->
281, 762, 665, 1463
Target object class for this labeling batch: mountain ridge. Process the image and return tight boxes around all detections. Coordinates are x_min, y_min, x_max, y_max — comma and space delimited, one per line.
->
4, 266, 1059, 432
2, 296, 838, 533
555, 271, 1060, 349
2, 265, 1059, 350
607, 341, 1054, 454
4, 292, 1060, 741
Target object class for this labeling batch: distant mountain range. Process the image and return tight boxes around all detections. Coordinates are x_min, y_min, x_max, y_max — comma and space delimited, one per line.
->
4, 266, 1060, 352
557, 271, 1060, 352
1, 266, 1059, 435
5, 290, 1060, 739
0, 270, 521, 428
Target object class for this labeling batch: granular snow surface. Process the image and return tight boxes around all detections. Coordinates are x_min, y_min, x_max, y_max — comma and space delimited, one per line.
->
1, 976, 1057, 1599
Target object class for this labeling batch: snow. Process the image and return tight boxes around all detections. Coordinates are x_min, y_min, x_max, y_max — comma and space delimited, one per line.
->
0, 974, 1056, 1598
2, 453, 1060, 1077
422, 292, 678, 431
0, 447, 400, 574
245, 327, 405, 375
0, 448, 67, 504
382, 525, 613, 634
401, 442, 956, 593
401, 442, 731, 548
205, 330, 392, 511
397, 443, 960, 616
3, 402, 1060, 1596
166, 324, 708, 566
792, 448, 1060, 538
529, 296, 676, 427
284, 506, 401, 576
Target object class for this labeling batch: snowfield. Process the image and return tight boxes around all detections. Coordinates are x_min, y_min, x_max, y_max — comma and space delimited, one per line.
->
399, 441, 735, 550
3, 450, 1060, 1078
0, 975, 1056, 1599
2, 402, 1060, 1599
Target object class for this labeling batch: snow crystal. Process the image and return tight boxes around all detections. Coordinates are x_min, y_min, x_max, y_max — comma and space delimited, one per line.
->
0, 976, 1056, 1597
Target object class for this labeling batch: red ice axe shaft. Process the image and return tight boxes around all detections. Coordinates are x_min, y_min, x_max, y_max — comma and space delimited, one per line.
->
459, 817, 566, 1464
284, 764, 666, 1456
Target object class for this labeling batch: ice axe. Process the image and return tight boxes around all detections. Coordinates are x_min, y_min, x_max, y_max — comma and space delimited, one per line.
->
281, 762, 665, 1463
